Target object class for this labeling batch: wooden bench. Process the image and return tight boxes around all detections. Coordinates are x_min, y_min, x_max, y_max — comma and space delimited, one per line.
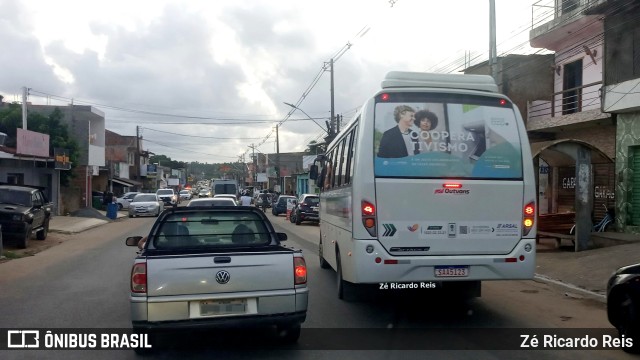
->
537, 213, 575, 247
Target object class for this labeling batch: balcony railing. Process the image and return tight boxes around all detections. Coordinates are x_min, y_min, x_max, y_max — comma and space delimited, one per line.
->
527, 81, 602, 122
531, 0, 604, 29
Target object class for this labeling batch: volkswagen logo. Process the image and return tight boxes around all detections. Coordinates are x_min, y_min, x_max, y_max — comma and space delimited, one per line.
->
215, 270, 230, 284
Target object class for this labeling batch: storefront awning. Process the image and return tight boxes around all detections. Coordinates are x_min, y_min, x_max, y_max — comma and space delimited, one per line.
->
110, 177, 142, 187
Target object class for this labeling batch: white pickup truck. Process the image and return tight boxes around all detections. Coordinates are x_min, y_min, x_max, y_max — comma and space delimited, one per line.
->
125, 206, 308, 349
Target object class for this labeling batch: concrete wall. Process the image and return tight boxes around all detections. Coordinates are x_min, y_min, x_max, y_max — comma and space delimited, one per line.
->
560, 125, 616, 159
464, 54, 555, 125
616, 112, 640, 233
552, 37, 603, 114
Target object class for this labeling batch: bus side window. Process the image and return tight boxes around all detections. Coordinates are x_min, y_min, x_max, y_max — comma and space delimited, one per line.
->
324, 160, 333, 190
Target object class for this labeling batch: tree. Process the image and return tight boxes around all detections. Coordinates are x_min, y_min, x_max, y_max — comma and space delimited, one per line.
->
0, 105, 80, 186
305, 140, 325, 154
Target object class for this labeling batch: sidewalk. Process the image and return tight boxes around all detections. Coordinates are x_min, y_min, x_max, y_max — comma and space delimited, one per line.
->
43, 213, 640, 302
49, 209, 127, 234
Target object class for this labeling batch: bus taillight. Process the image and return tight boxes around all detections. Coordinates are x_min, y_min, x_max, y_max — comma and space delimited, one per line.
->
362, 200, 377, 237
523, 201, 535, 236
362, 201, 375, 216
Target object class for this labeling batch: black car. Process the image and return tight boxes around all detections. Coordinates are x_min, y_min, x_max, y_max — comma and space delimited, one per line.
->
272, 195, 296, 216
0, 185, 53, 249
290, 194, 319, 225
607, 262, 640, 353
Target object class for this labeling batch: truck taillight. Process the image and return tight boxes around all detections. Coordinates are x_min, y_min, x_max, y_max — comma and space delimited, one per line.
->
523, 201, 535, 236
131, 263, 147, 293
294, 257, 307, 285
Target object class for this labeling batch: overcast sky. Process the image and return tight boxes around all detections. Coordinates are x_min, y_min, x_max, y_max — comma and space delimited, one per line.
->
0, 0, 542, 164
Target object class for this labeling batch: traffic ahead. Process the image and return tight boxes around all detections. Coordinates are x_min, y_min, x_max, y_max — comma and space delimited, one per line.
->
0, 203, 629, 359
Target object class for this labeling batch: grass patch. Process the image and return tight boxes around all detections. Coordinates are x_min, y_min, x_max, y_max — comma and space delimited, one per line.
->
2, 251, 25, 259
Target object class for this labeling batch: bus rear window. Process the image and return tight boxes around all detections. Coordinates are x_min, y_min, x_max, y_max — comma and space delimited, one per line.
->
373, 94, 523, 179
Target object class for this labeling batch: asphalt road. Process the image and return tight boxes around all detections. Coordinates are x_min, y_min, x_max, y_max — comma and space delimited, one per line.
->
0, 206, 634, 359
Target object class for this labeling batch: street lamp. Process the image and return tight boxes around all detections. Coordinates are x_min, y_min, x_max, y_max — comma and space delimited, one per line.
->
283, 102, 329, 134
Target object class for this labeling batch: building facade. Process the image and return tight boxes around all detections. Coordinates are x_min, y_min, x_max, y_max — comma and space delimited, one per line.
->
527, 0, 617, 243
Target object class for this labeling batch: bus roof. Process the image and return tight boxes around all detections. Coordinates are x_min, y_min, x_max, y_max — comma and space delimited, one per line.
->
381, 71, 499, 93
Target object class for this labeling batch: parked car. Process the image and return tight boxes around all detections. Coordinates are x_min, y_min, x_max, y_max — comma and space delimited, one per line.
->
290, 194, 320, 225
116, 192, 140, 210
179, 190, 192, 201
272, 195, 297, 216
156, 188, 178, 205
213, 194, 239, 205
128, 193, 164, 218
607, 262, 640, 353
0, 184, 53, 248
187, 198, 237, 207
125, 206, 307, 352
198, 188, 211, 198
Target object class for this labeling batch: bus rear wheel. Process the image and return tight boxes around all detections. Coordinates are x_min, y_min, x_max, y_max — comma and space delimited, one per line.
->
336, 249, 353, 300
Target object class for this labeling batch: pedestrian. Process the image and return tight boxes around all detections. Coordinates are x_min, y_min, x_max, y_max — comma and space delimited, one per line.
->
240, 191, 253, 206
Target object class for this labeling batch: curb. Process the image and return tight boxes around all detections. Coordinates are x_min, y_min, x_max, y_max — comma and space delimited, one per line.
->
49, 221, 107, 234
533, 273, 606, 304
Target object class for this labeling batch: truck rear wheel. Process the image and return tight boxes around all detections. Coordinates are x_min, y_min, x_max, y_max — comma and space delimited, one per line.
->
276, 324, 301, 343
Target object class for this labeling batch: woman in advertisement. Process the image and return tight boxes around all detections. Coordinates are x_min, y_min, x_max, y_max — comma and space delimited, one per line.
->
413, 109, 439, 153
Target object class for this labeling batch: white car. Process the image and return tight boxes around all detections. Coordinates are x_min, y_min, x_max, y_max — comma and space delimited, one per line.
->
213, 194, 238, 205
129, 193, 164, 217
179, 190, 192, 201
116, 192, 139, 210
187, 198, 237, 207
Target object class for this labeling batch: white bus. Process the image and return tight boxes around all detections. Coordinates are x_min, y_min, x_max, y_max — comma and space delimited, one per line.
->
311, 71, 537, 300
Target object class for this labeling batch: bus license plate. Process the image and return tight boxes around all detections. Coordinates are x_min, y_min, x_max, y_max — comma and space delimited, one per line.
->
200, 298, 247, 316
434, 266, 469, 277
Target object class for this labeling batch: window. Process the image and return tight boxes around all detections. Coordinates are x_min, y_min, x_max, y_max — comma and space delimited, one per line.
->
336, 138, 346, 186
562, 59, 583, 115
7, 173, 24, 185
345, 126, 357, 184
560, 0, 579, 15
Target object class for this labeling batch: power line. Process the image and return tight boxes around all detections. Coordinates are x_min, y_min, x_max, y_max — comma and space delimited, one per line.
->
140, 127, 266, 140
143, 138, 241, 159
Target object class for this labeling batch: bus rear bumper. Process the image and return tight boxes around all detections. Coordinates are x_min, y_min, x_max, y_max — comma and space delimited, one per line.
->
346, 239, 536, 283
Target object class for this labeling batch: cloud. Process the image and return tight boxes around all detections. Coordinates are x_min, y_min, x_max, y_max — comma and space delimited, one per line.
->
0, 0, 535, 163
0, 0, 65, 97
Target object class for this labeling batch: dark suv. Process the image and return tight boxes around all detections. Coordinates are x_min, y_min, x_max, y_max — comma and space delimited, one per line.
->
290, 194, 319, 225
0, 185, 53, 249
272, 195, 296, 216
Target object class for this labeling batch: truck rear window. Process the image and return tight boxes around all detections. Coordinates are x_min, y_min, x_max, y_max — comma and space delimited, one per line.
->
152, 212, 271, 249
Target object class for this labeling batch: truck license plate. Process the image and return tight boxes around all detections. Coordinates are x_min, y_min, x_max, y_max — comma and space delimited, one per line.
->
200, 299, 247, 316
434, 266, 469, 277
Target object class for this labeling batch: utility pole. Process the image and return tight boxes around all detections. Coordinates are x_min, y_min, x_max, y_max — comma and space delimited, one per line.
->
489, 0, 498, 83
22, 87, 28, 129
329, 58, 335, 137
276, 124, 280, 192
250, 144, 257, 184
136, 126, 141, 183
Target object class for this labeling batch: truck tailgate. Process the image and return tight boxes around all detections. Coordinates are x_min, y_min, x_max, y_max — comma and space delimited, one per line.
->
146, 251, 295, 297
